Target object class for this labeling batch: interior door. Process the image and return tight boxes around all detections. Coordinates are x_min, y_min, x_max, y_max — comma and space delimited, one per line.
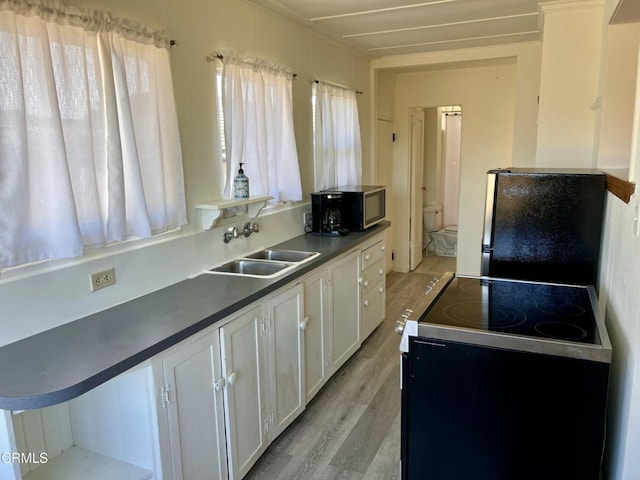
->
376, 118, 394, 273
409, 108, 425, 271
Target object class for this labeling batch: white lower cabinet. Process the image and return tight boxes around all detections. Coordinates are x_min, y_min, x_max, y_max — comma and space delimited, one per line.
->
301, 270, 329, 403
302, 248, 362, 405
219, 303, 269, 480
360, 234, 386, 341
156, 283, 304, 480
156, 330, 228, 480
220, 283, 304, 479
327, 249, 361, 374
265, 286, 305, 439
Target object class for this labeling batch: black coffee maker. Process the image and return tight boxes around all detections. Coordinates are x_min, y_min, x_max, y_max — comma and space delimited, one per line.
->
310, 192, 349, 236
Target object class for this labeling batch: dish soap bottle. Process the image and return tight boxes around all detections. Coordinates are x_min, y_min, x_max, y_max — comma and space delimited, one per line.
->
233, 162, 249, 199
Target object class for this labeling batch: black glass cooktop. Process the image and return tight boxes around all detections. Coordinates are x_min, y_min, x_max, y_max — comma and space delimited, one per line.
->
419, 276, 600, 345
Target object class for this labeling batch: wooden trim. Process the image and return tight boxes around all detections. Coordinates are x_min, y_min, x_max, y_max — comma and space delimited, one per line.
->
603, 170, 636, 203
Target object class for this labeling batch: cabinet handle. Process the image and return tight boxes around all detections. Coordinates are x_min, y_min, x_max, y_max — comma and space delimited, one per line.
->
214, 377, 226, 392
358, 276, 363, 285
379, 268, 384, 276
381, 245, 385, 252
379, 287, 384, 294
300, 316, 310, 331
227, 371, 238, 386
364, 300, 369, 307
364, 280, 369, 288
365, 253, 371, 261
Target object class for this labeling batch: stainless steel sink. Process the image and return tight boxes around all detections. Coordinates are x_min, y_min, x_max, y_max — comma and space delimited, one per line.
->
207, 259, 292, 277
203, 249, 320, 278
244, 249, 320, 263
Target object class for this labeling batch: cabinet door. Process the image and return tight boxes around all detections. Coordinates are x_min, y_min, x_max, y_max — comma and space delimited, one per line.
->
266, 284, 305, 439
360, 259, 386, 341
302, 270, 329, 403
361, 282, 385, 340
161, 331, 228, 480
220, 304, 268, 480
328, 249, 361, 373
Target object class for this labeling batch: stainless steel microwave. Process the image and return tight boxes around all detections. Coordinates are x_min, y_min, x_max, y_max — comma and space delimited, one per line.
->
322, 185, 386, 231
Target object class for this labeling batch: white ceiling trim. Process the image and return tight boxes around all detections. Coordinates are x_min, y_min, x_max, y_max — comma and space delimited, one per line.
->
310, 0, 463, 22
343, 12, 538, 38
368, 30, 539, 52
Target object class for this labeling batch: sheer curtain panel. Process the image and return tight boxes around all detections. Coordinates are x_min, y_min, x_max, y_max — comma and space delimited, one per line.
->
0, 1, 186, 268
220, 53, 302, 203
313, 82, 362, 191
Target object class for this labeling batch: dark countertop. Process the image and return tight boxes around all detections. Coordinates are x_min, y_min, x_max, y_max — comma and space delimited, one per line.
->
0, 223, 389, 411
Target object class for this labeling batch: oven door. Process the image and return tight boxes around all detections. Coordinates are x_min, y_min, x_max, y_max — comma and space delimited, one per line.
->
401, 335, 609, 480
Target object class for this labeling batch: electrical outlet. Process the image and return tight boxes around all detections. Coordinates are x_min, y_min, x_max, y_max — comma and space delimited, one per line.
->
303, 210, 312, 226
90, 268, 116, 292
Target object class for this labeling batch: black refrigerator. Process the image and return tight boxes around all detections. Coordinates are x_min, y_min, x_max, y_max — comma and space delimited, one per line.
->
481, 168, 607, 287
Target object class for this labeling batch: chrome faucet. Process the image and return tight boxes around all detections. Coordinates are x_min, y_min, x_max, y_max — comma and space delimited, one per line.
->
243, 221, 259, 237
223, 226, 239, 243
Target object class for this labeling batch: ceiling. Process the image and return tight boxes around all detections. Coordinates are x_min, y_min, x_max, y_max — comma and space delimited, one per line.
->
248, 0, 561, 57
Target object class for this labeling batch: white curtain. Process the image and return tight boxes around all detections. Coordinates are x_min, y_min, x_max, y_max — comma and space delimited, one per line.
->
442, 113, 462, 227
313, 82, 362, 191
220, 53, 302, 203
0, 1, 186, 268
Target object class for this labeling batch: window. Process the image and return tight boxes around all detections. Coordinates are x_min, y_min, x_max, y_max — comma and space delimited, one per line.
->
0, 2, 186, 268
215, 52, 302, 204
312, 81, 362, 191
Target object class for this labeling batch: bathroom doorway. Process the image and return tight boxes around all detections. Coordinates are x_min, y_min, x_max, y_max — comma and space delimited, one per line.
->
408, 105, 462, 271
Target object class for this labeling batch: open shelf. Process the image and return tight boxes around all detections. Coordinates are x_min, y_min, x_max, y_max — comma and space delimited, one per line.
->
196, 195, 273, 230
23, 447, 152, 480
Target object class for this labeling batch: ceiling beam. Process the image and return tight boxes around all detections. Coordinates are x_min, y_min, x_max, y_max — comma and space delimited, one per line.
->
368, 30, 538, 52
344, 12, 538, 38
310, 0, 463, 22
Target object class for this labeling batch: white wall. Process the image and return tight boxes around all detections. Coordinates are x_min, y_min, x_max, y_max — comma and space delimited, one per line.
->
536, 1, 604, 167
372, 42, 541, 274
385, 61, 517, 274
596, 23, 640, 170
598, 192, 640, 480
0, 0, 371, 347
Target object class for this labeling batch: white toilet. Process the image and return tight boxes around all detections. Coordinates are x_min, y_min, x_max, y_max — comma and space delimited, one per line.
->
423, 205, 442, 255
431, 225, 458, 257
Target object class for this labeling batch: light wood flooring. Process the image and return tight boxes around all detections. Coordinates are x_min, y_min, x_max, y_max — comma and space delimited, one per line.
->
244, 254, 456, 480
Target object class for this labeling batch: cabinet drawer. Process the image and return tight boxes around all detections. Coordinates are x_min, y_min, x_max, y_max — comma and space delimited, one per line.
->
362, 284, 385, 323
361, 240, 385, 269
361, 259, 385, 293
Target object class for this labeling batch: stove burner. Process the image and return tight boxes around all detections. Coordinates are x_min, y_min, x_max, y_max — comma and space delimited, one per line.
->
442, 302, 527, 329
539, 285, 581, 298
458, 279, 486, 295
534, 321, 588, 341
536, 300, 586, 317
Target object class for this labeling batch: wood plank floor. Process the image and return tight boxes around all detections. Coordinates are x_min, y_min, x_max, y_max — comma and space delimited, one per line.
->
244, 255, 456, 480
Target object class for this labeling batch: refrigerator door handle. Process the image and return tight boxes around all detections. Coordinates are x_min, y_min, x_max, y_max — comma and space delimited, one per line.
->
481, 172, 497, 276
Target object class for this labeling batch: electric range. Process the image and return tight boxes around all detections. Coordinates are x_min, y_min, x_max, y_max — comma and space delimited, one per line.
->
403, 274, 611, 362
399, 274, 612, 480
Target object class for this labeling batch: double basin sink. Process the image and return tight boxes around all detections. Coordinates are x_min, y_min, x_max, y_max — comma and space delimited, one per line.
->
204, 249, 320, 279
